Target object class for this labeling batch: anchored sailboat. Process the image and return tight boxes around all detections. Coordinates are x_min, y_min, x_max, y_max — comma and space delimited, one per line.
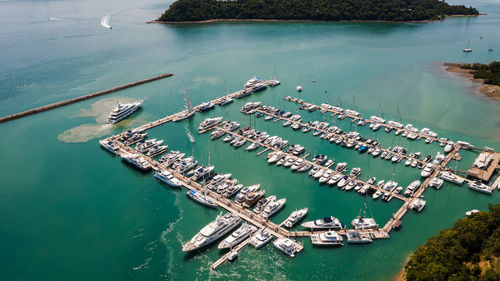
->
463, 40, 472, 52
174, 84, 196, 122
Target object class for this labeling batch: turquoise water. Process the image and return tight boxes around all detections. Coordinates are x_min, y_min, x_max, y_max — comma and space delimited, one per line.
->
1, 0, 500, 280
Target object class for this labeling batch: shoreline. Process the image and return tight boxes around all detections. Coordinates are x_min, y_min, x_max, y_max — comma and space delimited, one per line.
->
149, 14, 481, 24
443, 63, 500, 102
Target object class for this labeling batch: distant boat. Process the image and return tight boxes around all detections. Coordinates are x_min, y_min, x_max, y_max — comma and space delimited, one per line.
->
100, 15, 112, 29
463, 40, 472, 52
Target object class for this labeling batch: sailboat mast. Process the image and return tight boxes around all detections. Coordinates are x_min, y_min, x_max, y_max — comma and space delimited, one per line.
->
184, 84, 194, 113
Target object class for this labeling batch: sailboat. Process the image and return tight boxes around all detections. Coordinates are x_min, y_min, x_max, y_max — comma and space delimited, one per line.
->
174, 84, 196, 122
463, 40, 472, 52
100, 14, 112, 29
351, 201, 378, 230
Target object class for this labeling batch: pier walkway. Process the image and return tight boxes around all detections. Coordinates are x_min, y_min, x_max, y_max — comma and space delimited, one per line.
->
0, 73, 173, 123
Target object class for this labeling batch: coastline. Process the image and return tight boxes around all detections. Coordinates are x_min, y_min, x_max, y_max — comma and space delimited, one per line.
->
149, 15, 481, 24
443, 63, 500, 102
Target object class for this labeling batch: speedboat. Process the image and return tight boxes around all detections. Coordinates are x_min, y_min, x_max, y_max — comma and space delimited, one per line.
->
249, 229, 273, 249
302, 216, 344, 230
337, 176, 349, 188
261, 198, 286, 218
346, 230, 373, 244
154, 170, 182, 188
218, 223, 257, 249
182, 212, 241, 251
372, 190, 382, 199
310, 231, 343, 246
283, 208, 308, 228
273, 238, 298, 257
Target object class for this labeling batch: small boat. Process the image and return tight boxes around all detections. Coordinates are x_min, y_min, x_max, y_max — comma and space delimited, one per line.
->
372, 190, 382, 200
296, 86, 303, 92
420, 163, 434, 177
235, 184, 260, 203
186, 190, 217, 208
198, 102, 215, 112
465, 209, 480, 216
249, 229, 274, 249
310, 231, 343, 247
283, 208, 308, 228
273, 238, 298, 257
253, 196, 276, 214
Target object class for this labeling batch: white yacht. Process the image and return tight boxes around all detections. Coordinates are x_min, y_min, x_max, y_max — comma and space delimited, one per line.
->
404, 180, 421, 196
198, 117, 223, 133
346, 230, 373, 244
283, 208, 308, 228
261, 198, 286, 219
468, 181, 492, 195
154, 170, 182, 188
352, 202, 378, 230
444, 142, 455, 153
296, 86, 303, 92
249, 229, 274, 249
429, 177, 444, 189
372, 190, 382, 199
182, 213, 241, 251
409, 198, 426, 212
186, 190, 217, 208
439, 171, 465, 185
99, 139, 119, 154
310, 231, 343, 246
302, 216, 344, 230
253, 196, 276, 214
121, 153, 151, 172
235, 184, 260, 203
421, 163, 434, 177
107, 100, 143, 124
218, 223, 257, 249
273, 238, 298, 257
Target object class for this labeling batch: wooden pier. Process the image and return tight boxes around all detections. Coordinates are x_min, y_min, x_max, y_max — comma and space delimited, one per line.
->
0, 73, 173, 123
467, 152, 500, 182
211, 236, 253, 270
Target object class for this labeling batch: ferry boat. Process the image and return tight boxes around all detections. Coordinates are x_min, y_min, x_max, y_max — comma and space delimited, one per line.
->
467, 181, 492, 195
261, 198, 286, 219
273, 238, 298, 257
439, 171, 465, 185
154, 170, 182, 188
99, 139, 119, 154
218, 223, 257, 249
107, 100, 143, 124
346, 230, 373, 244
310, 231, 343, 247
182, 212, 241, 251
283, 208, 308, 228
249, 229, 273, 249
186, 190, 217, 208
121, 153, 151, 172
302, 216, 344, 230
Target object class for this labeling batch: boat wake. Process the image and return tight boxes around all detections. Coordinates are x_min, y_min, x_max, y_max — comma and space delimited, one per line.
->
47, 17, 64, 21
100, 14, 112, 29
160, 194, 184, 279
185, 125, 195, 143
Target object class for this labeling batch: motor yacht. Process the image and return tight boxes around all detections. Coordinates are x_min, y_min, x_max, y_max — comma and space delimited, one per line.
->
182, 212, 241, 251
310, 231, 343, 246
301, 216, 344, 230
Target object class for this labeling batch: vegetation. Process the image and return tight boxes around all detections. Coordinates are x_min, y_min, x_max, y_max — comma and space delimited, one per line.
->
159, 0, 478, 22
461, 62, 500, 86
404, 203, 500, 281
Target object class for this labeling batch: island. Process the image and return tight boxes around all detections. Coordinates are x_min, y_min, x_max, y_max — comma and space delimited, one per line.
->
401, 203, 500, 281
445, 62, 500, 102
158, 0, 478, 22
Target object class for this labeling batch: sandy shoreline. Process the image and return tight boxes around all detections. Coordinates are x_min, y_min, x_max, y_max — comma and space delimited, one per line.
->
443, 63, 500, 102
149, 15, 481, 24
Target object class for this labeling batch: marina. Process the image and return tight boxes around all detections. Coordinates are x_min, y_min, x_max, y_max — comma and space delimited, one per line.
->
97, 80, 498, 272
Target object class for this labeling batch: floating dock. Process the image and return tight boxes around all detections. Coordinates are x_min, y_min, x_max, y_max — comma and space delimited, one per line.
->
0, 73, 173, 123
467, 151, 500, 182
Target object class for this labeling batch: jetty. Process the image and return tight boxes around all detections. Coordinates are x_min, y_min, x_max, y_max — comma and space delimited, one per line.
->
467, 151, 500, 182
0, 73, 173, 123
